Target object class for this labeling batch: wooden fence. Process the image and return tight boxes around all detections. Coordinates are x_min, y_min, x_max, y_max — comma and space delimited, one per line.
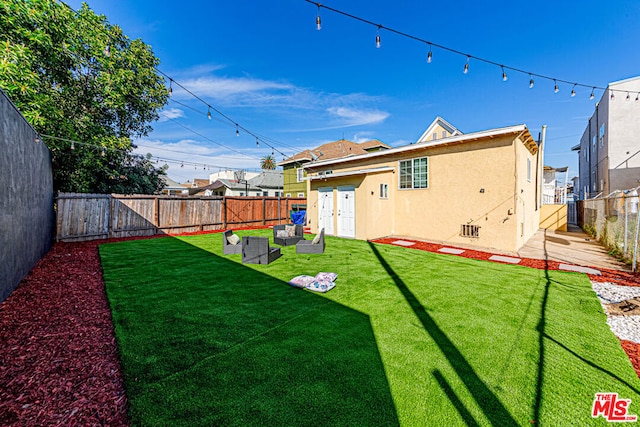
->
56, 193, 306, 242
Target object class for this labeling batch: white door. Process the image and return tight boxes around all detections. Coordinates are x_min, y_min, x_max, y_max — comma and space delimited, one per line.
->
337, 186, 355, 238
318, 188, 334, 235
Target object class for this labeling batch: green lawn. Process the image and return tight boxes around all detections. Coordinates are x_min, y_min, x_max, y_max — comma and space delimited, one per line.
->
99, 229, 640, 426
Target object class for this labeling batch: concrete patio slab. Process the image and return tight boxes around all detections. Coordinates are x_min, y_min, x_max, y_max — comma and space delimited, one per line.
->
438, 247, 465, 255
489, 255, 522, 264
518, 225, 630, 272
391, 240, 415, 247
559, 264, 602, 275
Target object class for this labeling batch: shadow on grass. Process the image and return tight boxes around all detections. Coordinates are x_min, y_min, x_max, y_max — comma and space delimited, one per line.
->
368, 242, 519, 426
100, 235, 399, 427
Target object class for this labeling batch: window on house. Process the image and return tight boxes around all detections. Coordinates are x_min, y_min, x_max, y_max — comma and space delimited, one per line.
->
460, 224, 480, 238
442, 131, 447, 138
399, 157, 428, 189
380, 183, 388, 198
297, 192, 305, 197
296, 168, 304, 183
432, 132, 438, 140
592, 135, 596, 148
263, 191, 269, 197
527, 158, 531, 182
240, 192, 245, 196
286, 193, 291, 198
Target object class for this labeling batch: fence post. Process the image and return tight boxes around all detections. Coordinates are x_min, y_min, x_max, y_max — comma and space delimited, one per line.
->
154, 197, 160, 234
107, 195, 114, 239
633, 211, 640, 272
262, 198, 266, 226
223, 197, 227, 229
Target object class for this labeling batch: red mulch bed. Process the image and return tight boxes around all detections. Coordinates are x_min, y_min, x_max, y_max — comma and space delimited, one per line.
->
1, 230, 637, 426
372, 237, 640, 377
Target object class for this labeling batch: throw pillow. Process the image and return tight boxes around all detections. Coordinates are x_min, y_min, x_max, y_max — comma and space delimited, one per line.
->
276, 230, 289, 238
285, 224, 296, 237
288, 275, 316, 288
305, 280, 336, 293
311, 233, 321, 244
315, 272, 338, 282
227, 234, 240, 245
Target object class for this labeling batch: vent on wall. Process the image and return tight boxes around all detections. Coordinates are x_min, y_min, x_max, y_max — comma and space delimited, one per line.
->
460, 224, 480, 238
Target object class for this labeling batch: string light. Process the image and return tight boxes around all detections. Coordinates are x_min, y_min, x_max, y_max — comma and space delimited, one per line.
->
636, 93, 639, 102
306, 1, 637, 102
256, 138, 260, 147
610, 90, 615, 100
71, 141, 75, 150
571, 84, 576, 97
554, 80, 559, 93
101, 147, 106, 157
463, 56, 469, 74
590, 88, 595, 100
316, 4, 321, 30
168, 78, 173, 96
235, 124, 240, 137
626, 92, 631, 101
207, 107, 211, 120
501, 66, 507, 81
375, 26, 381, 48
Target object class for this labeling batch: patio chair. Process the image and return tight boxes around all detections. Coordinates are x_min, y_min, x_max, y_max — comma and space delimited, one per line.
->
273, 224, 304, 246
296, 228, 325, 254
222, 230, 242, 255
242, 236, 282, 264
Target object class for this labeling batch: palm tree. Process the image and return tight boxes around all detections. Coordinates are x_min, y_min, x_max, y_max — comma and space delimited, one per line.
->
260, 155, 276, 170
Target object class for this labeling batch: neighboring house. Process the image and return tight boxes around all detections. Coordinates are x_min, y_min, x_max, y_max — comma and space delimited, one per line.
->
571, 75, 640, 199
161, 176, 188, 196
209, 169, 259, 183
542, 166, 569, 205
278, 139, 390, 198
195, 170, 284, 197
304, 122, 543, 253
416, 116, 463, 143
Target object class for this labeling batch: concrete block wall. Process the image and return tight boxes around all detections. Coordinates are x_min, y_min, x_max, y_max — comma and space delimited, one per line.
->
0, 89, 54, 303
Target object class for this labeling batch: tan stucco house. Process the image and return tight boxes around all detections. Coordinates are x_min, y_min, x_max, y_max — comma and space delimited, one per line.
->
304, 120, 544, 253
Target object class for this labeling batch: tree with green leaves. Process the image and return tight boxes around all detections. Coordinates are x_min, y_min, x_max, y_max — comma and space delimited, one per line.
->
0, 0, 169, 194
260, 155, 276, 170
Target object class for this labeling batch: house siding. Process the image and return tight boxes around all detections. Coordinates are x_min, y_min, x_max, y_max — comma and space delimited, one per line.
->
307, 131, 539, 253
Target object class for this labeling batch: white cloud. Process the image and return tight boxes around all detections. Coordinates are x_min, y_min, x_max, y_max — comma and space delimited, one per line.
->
327, 107, 389, 126
158, 108, 185, 122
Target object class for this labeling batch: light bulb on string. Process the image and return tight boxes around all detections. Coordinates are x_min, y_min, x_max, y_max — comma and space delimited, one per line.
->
610, 90, 615, 100
463, 56, 469, 74
256, 138, 260, 147
101, 147, 106, 157
316, 4, 321, 30
626, 92, 631, 101
181, 162, 184, 168
501, 66, 507, 81
590, 88, 595, 100
636, 93, 639, 102
207, 108, 211, 120
571, 84, 576, 97
554, 80, 559, 93
529, 75, 534, 88
71, 141, 75, 150
168, 79, 173, 96
427, 44, 432, 63
235, 124, 239, 137
375, 26, 381, 48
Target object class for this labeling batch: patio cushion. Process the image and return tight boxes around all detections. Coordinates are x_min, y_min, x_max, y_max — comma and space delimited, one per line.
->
315, 272, 337, 282
276, 230, 289, 238
305, 280, 335, 293
288, 275, 316, 288
285, 224, 296, 237
227, 233, 240, 245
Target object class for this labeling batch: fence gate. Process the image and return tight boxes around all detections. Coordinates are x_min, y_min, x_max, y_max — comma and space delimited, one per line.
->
567, 201, 577, 225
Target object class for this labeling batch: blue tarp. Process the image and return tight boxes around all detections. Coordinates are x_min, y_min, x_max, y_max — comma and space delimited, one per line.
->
291, 210, 306, 225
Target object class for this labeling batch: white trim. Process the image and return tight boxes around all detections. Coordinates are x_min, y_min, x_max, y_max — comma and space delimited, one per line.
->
308, 166, 394, 181
303, 125, 529, 170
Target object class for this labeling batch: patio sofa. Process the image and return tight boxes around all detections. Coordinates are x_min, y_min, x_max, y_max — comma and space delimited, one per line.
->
273, 224, 304, 246
222, 230, 242, 255
242, 236, 282, 264
296, 228, 325, 254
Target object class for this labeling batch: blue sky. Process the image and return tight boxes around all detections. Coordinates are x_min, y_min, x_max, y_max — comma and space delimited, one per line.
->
65, 0, 640, 183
